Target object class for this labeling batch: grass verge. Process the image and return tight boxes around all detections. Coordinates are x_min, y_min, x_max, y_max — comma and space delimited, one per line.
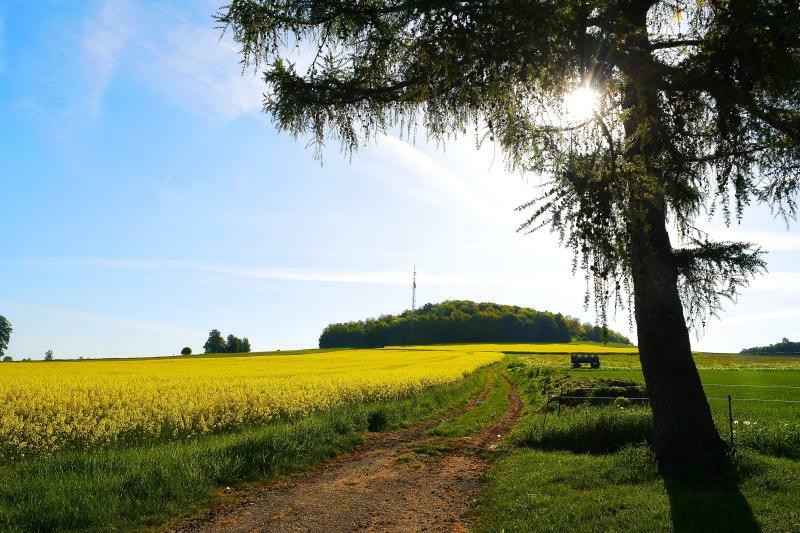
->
0, 366, 492, 532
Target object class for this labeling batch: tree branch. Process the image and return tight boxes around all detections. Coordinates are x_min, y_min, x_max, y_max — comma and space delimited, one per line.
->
649, 39, 702, 50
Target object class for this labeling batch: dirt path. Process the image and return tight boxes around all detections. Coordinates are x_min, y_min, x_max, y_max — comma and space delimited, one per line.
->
172, 377, 523, 533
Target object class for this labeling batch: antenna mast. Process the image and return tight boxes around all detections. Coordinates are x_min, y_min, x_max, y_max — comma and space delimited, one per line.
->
412, 266, 417, 312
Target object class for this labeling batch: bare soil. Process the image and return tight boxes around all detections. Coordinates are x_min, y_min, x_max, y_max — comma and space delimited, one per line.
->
171, 378, 523, 533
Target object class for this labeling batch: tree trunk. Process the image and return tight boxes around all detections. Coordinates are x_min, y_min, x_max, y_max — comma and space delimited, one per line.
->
617, 7, 728, 468
629, 199, 728, 470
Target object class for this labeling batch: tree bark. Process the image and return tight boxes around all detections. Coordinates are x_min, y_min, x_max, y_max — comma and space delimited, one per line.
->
618, 5, 728, 469
629, 199, 728, 470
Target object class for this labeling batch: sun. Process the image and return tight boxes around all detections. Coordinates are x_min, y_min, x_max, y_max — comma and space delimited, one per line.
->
563, 87, 599, 123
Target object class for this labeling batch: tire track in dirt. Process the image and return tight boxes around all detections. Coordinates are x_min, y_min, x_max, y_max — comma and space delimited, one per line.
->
171, 373, 522, 533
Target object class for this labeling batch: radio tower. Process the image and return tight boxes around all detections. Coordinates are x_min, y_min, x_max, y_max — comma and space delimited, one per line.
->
411, 266, 417, 312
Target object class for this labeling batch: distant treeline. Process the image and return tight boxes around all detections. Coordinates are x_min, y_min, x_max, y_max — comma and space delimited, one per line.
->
319, 300, 632, 348
203, 329, 251, 354
741, 338, 800, 355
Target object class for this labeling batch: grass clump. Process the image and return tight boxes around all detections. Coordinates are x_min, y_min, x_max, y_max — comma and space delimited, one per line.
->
510, 405, 652, 453
727, 418, 800, 460
409, 442, 452, 456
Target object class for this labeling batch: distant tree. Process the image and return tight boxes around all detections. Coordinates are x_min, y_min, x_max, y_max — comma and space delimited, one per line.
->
225, 334, 243, 353
181, 347, 192, 355
741, 338, 800, 355
0, 315, 11, 356
203, 329, 226, 354
2, 356, 12, 362
44, 349, 54, 361
22, 357, 31, 362
533, 314, 560, 342
240, 338, 251, 353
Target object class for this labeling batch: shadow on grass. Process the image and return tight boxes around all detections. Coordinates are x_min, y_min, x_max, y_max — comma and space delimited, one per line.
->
662, 469, 760, 533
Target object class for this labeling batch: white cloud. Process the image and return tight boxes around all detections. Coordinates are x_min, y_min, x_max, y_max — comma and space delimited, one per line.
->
365, 134, 524, 227
132, 21, 263, 121
82, 0, 132, 117
724, 307, 800, 325
22, 1, 261, 132
749, 271, 800, 292
1, 256, 571, 292
13, 1, 132, 148
713, 229, 800, 252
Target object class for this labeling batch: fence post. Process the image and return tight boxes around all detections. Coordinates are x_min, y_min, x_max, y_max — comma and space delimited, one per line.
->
728, 394, 734, 448
557, 387, 562, 416
541, 395, 550, 438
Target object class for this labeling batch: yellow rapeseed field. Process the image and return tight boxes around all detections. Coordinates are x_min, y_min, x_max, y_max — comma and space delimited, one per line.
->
0, 348, 501, 458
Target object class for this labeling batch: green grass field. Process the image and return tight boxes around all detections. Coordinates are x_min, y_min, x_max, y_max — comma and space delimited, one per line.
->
469, 351, 800, 532
2, 343, 799, 531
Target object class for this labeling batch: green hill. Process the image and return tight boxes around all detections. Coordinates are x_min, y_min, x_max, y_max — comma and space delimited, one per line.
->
319, 300, 632, 348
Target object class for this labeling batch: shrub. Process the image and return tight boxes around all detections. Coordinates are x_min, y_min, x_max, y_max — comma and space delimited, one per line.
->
181, 347, 192, 356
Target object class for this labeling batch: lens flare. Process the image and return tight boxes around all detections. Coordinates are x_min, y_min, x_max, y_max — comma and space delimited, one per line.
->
564, 87, 599, 123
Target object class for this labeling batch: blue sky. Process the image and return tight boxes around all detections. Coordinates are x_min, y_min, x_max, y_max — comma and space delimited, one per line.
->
1, 1, 798, 358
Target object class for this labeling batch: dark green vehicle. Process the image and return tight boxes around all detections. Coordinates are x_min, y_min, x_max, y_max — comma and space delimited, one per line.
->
571, 354, 600, 369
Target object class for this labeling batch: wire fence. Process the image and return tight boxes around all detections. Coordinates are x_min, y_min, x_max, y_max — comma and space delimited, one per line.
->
540, 383, 800, 449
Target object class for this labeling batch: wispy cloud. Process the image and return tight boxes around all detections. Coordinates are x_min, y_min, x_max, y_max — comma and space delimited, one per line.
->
14, 1, 133, 148
366, 135, 515, 225
713, 229, 800, 252
127, 9, 262, 121
19, 0, 260, 145
82, 0, 132, 117
0, 300, 203, 338
0, 256, 566, 291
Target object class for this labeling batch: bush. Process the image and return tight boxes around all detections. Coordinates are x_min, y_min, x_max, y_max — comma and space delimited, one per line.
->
367, 409, 388, 432
181, 347, 192, 356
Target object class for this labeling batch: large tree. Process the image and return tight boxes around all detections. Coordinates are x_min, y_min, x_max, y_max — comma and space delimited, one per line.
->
217, 0, 799, 469
204, 329, 227, 354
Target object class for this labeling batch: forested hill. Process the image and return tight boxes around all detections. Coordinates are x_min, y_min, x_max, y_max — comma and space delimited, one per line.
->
319, 300, 632, 348
741, 338, 800, 355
